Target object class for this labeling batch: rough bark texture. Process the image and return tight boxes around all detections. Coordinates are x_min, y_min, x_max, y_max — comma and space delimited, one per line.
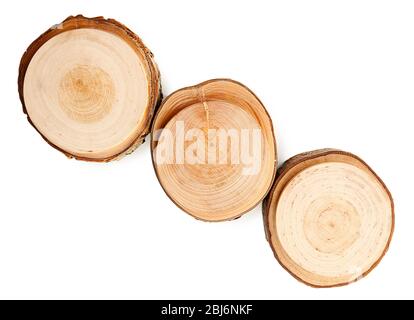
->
263, 149, 394, 287
18, 15, 162, 162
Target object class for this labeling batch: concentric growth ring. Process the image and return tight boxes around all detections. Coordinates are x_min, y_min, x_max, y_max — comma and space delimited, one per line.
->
263, 149, 394, 287
151, 79, 277, 221
18, 15, 161, 161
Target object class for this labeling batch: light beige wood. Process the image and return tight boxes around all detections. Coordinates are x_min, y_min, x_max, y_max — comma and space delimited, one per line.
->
19, 15, 161, 161
151, 79, 277, 221
263, 149, 394, 287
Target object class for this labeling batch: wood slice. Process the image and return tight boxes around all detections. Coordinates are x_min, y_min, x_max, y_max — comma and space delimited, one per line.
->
263, 149, 394, 287
18, 15, 161, 161
151, 79, 277, 221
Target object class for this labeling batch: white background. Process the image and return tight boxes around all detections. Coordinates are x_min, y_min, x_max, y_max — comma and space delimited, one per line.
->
0, 0, 413, 299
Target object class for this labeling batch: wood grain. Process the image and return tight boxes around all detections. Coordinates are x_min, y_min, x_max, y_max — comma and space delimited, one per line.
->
151, 79, 277, 221
18, 15, 161, 161
263, 149, 394, 287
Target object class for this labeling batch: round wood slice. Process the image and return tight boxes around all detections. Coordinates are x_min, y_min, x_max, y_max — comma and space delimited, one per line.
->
151, 79, 277, 221
18, 15, 161, 161
263, 149, 394, 287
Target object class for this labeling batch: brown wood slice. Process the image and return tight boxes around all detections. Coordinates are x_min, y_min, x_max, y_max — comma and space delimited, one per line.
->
263, 149, 394, 287
151, 79, 277, 222
18, 15, 161, 161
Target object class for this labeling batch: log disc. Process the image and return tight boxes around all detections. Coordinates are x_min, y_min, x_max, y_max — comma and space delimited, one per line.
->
151, 79, 277, 221
263, 149, 394, 287
18, 15, 161, 161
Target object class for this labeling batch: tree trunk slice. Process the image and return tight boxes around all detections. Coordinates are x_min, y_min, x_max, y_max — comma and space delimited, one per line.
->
18, 15, 161, 161
263, 149, 394, 287
151, 79, 277, 222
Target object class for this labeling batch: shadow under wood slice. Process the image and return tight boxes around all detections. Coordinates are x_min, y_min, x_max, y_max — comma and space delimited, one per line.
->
263, 149, 394, 287
18, 15, 162, 162
151, 79, 277, 222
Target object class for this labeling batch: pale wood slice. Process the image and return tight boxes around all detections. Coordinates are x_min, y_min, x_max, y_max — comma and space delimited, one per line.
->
18, 15, 161, 161
263, 149, 394, 287
151, 79, 277, 221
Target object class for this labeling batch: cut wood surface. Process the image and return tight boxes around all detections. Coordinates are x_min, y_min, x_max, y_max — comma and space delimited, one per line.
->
263, 149, 394, 287
151, 79, 277, 222
18, 15, 161, 161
